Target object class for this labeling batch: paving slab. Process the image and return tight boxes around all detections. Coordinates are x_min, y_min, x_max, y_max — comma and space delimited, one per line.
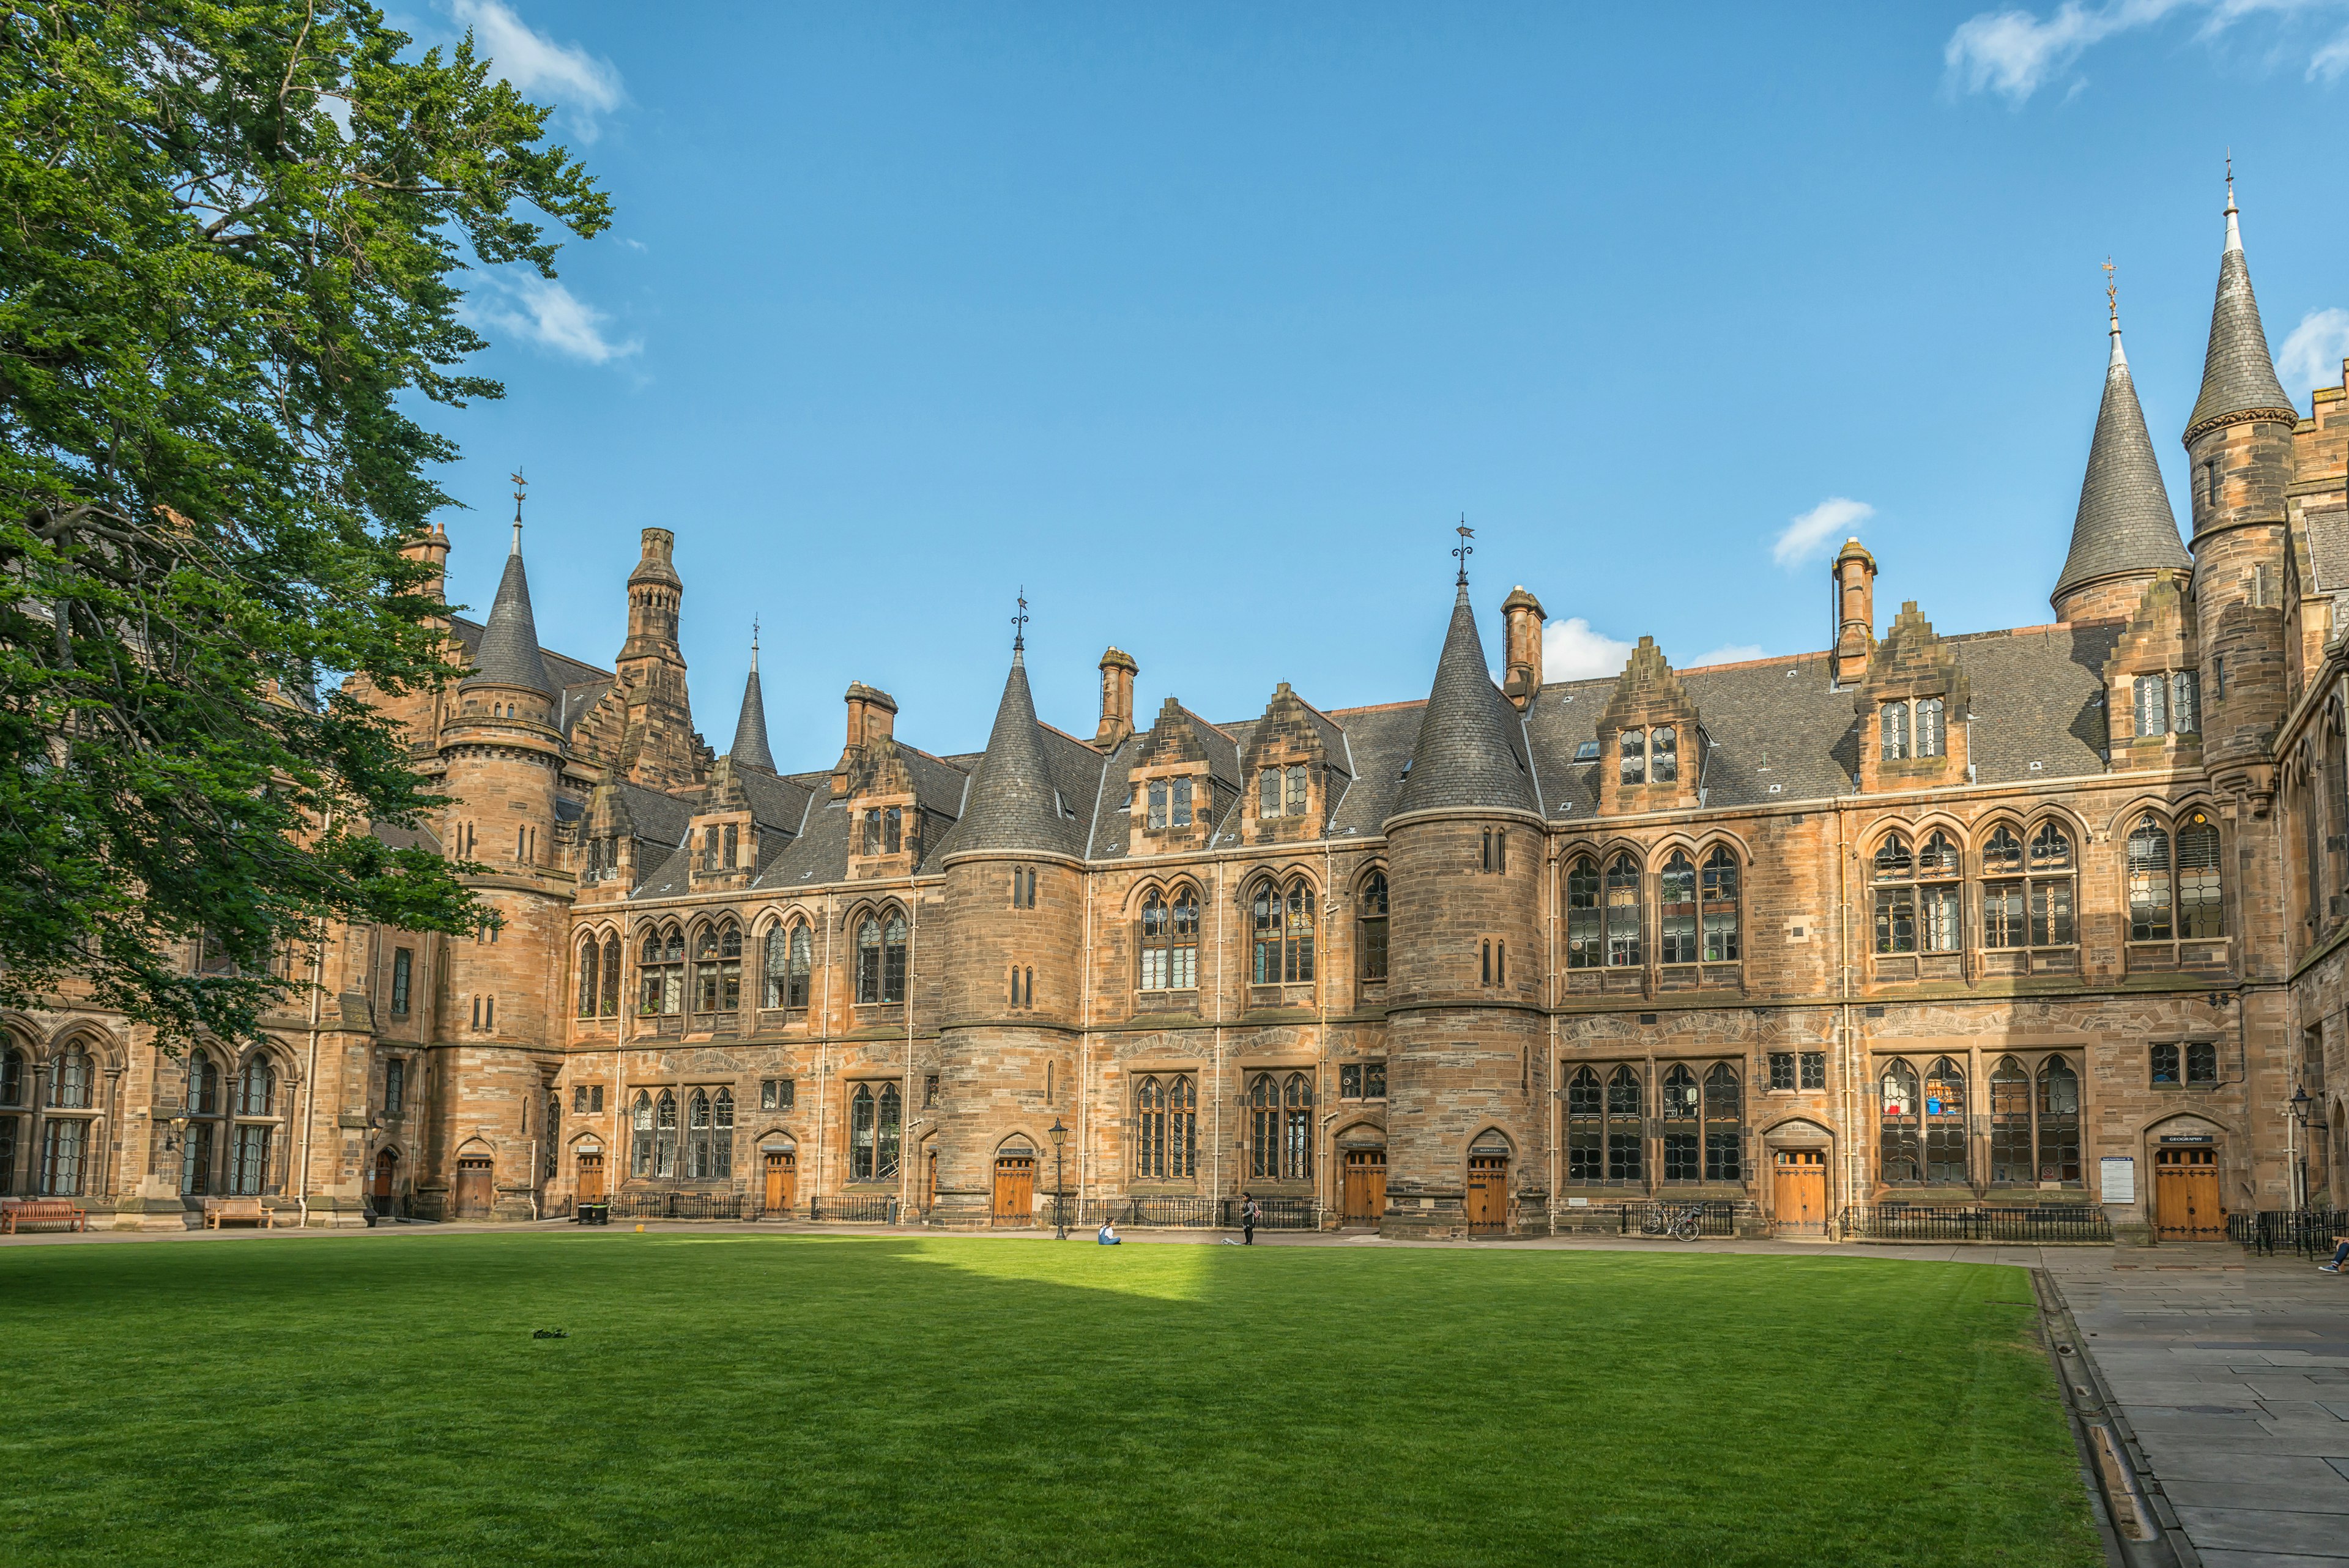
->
2162, 1481, 2349, 1515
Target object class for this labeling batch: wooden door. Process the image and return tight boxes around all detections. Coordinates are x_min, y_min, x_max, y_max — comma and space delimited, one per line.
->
576, 1152, 604, 1203
762, 1150, 795, 1214
1773, 1149, 1827, 1237
454, 1157, 494, 1219
993, 1156, 1035, 1226
1466, 1154, 1508, 1235
2155, 1146, 2222, 1239
369, 1149, 397, 1202
926, 1150, 938, 1213
1341, 1150, 1387, 1225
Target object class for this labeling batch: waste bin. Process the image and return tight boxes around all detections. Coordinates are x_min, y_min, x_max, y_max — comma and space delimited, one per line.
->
577, 1202, 609, 1227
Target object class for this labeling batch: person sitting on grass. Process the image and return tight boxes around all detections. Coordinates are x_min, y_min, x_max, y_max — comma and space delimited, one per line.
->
2322, 1232, 2349, 1272
1097, 1219, 1121, 1245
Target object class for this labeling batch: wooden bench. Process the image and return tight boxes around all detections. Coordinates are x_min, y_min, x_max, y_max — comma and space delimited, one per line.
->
1, 1198, 87, 1234
203, 1196, 283, 1230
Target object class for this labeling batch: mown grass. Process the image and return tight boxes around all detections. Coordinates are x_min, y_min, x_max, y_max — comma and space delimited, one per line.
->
0, 1233, 2099, 1566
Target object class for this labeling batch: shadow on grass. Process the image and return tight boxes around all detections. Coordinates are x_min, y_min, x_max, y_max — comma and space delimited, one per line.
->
0, 1235, 2098, 1567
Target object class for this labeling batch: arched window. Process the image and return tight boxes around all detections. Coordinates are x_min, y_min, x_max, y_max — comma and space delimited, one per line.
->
883, 912, 908, 1003
1924, 1057, 1967, 1184
600, 936, 621, 1016
654, 1090, 678, 1179
2028, 822, 2075, 947
694, 921, 743, 1014
1285, 882, 1315, 983
2176, 810, 2224, 938
763, 924, 790, 1009
631, 1090, 654, 1177
1660, 852, 1697, 965
1357, 872, 1389, 981
1604, 855, 1641, 967
1245, 1072, 1312, 1180
1565, 858, 1601, 969
2036, 1058, 2081, 1184
1918, 831, 1960, 951
2128, 814, 2173, 942
1983, 822, 2075, 951
639, 927, 683, 1015
1252, 880, 1315, 984
1283, 1072, 1313, 1180
688, 1090, 713, 1180
850, 1083, 875, 1179
1988, 1057, 2031, 1184
1606, 1066, 1643, 1181
180, 1053, 222, 1197
227, 1056, 276, 1196
1660, 1064, 1700, 1181
1565, 1066, 1602, 1182
1872, 834, 1915, 954
855, 916, 883, 1005
1139, 888, 1201, 991
0, 1046, 21, 1106
577, 939, 600, 1017
235, 1056, 273, 1117
187, 1053, 220, 1116
1878, 1058, 1921, 1184
1702, 1064, 1742, 1182
713, 1088, 733, 1179
1700, 847, 1740, 962
51, 1045, 93, 1109
1134, 1074, 1199, 1179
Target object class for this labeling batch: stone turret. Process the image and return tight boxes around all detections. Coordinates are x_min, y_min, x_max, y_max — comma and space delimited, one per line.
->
728, 628, 775, 773
2053, 291, 2189, 623
613, 527, 708, 790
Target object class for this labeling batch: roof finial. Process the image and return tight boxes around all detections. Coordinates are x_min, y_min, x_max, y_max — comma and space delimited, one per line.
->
509, 468, 526, 554
1011, 587, 1029, 656
2224, 151, 2241, 253
1453, 516, 1474, 587
750, 615, 760, 672
2103, 257, 2128, 370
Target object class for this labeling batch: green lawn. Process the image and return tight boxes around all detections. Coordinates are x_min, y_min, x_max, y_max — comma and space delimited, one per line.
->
0, 1233, 2099, 1566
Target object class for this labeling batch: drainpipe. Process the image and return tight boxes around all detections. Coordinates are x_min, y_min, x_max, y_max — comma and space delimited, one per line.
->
1080, 864, 1093, 1211
904, 885, 918, 1220
1212, 859, 1225, 1208
1548, 836, 1560, 1235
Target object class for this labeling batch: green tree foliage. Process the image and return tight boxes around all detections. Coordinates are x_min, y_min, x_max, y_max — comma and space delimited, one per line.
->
0, 2, 611, 1047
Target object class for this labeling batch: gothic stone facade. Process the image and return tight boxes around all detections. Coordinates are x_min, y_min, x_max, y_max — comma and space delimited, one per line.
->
7, 191, 2344, 1241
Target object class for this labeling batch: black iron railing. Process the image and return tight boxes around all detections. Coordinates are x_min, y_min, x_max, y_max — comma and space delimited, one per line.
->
1226, 1196, 1319, 1231
605, 1191, 749, 1221
1841, 1204, 2112, 1244
2230, 1208, 2343, 1258
809, 1195, 899, 1224
1619, 1200, 1742, 1237
1067, 1197, 1222, 1229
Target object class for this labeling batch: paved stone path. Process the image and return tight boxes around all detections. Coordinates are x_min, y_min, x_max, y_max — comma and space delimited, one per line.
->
2044, 1246, 2349, 1567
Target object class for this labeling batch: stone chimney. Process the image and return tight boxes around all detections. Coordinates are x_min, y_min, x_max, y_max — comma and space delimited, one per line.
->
833, 682, 899, 796
1096, 647, 1138, 746
1501, 587, 1545, 710
1832, 538, 1877, 686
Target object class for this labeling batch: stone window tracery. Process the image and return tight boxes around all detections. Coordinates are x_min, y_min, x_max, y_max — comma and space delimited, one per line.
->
1250, 877, 1315, 984
639, 926, 685, 1015
1357, 871, 1389, 981
1247, 1071, 1313, 1181
692, 920, 743, 1014
1565, 856, 1601, 969
1138, 886, 1200, 992
1872, 830, 1959, 956
849, 1082, 901, 1181
1603, 854, 1641, 967
1134, 1073, 1197, 1179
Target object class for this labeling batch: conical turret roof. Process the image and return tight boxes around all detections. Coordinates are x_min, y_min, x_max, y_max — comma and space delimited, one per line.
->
1392, 584, 1538, 817
2186, 184, 2295, 439
728, 634, 775, 771
462, 526, 552, 696
2054, 309, 2188, 606
949, 647, 1081, 856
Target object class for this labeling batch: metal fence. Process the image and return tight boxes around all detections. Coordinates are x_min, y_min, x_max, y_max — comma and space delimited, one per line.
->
808, 1195, 899, 1224
1841, 1204, 2113, 1244
604, 1191, 751, 1221
2230, 1208, 2343, 1258
1067, 1197, 1222, 1230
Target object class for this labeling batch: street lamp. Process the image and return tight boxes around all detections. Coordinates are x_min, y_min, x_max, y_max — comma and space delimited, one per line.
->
2291, 1086, 2315, 1212
1048, 1118, 1068, 1239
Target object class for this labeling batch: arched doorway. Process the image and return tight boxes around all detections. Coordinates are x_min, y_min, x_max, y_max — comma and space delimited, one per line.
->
1773, 1150, 1827, 1237
370, 1148, 398, 1207
574, 1143, 605, 1202
762, 1146, 796, 1215
2154, 1145, 2222, 1239
1466, 1139, 1510, 1235
1340, 1143, 1386, 1226
993, 1140, 1036, 1227
454, 1153, 494, 1219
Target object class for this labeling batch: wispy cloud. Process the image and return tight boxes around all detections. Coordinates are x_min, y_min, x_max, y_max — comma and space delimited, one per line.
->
1773, 497, 1875, 569
464, 271, 640, 363
1542, 618, 1636, 682
1945, 0, 2344, 103
1689, 644, 1768, 667
449, 1, 625, 140
2279, 307, 2349, 396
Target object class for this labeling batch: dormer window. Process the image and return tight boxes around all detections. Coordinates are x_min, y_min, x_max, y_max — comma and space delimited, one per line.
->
1147, 778, 1193, 829
2132, 672, 2200, 738
1619, 730, 1644, 786
1617, 726, 1676, 786
1574, 740, 1600, 763
860, 806, 903, 856
700, 824, 740, 872
1259, 765, 1308, 817
1880, 697, 1945, 760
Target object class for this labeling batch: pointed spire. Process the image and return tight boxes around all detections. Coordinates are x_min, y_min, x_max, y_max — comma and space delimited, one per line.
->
948, 637, 1081, 858
462, 521, 552, 696
2186, 168, 2295, 440
727, 620, 775, 772
1392, 579, 1538, 818
2054, 270, 2188, 611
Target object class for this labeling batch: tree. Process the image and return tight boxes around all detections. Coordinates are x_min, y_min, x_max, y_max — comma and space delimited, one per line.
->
0, 2, 612, 1049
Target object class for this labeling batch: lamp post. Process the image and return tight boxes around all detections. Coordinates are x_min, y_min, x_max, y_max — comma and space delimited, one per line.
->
2291, 1086, 2315, 1213
1048, 1118, 1068, 1239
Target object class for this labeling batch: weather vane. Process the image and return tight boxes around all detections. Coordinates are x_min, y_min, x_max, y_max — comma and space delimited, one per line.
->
1453, 516, 1475, 586
510, 469, 526, 549
2103, 256, 2117, 325
1012, 587, 1029, 652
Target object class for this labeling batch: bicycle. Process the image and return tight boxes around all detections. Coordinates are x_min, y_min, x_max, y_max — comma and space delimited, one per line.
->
1638, 1204, 1704, 1242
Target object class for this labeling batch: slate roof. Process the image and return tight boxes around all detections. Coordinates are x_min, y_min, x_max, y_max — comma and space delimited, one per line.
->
2054, 326, 2189, 605
729, 659, 775, 771
460, 541, 553, 696
932, 652, 1088, 860
1390, 584, 1539, 817
2307, 508, 2349, 593
2188, 202, 2296, 437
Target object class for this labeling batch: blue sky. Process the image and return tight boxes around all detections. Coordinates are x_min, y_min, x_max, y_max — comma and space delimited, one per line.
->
409, 1, 2349, 764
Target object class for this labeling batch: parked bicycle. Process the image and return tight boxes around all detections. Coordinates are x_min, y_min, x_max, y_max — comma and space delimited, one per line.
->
1639, 1204, 1704, 1242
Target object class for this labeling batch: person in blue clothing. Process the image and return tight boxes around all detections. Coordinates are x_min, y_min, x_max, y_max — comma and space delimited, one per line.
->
1097, 1219, 1121, 1245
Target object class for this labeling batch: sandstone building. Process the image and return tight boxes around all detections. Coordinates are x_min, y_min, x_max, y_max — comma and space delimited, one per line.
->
7, 184, 2347, 1242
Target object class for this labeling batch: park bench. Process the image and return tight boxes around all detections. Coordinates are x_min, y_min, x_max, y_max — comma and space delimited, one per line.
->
203, 1196, 283, 1230
1, 1198, 87, 1234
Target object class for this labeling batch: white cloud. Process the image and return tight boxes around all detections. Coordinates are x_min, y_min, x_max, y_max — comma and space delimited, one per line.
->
1542, 618, 1636, 682
1773, 497, 1876, 569
464, 271, 640, 363
2279, 307, 2349, 396
1945, 0, 2341, 102
1689, 644, 1768, 667
449, 1, 625, 139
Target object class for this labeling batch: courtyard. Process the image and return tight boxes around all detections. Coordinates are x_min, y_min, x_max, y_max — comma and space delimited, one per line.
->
0, 1232, 2099, 1566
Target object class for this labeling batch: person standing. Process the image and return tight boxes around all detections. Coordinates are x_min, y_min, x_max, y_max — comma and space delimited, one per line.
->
1242, 1194, 1258, 1246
